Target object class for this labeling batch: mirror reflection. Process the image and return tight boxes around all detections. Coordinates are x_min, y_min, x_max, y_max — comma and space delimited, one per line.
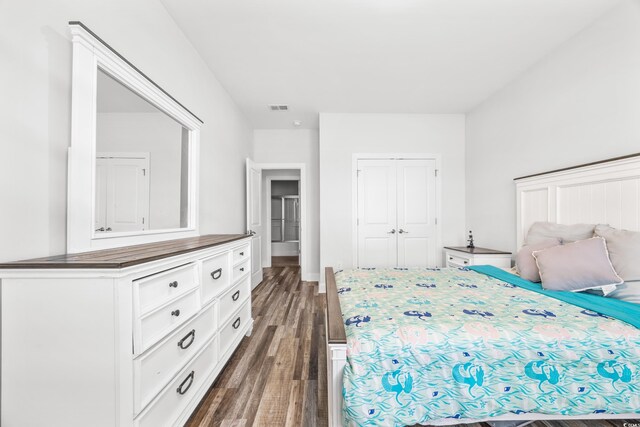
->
95, 68, 189, 233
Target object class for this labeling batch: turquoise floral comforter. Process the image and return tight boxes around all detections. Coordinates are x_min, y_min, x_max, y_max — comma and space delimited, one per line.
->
336, 267, 640, 426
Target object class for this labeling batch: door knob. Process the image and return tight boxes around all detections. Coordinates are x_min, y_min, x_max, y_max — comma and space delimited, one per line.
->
388, 229, 396, 234
398, 229, 408, 234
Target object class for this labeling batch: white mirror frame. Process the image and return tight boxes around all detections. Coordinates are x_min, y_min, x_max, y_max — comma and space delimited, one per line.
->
67, 22, 202, 253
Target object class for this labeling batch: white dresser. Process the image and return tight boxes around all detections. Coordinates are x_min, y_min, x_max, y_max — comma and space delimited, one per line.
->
0, 234, 252, 427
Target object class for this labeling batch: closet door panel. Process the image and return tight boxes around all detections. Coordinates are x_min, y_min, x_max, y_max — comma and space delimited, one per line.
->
357, 159, 397, 267
397, 159, 437, 267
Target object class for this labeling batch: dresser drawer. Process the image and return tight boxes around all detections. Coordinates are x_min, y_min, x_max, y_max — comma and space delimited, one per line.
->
232, 259, 250, 283
201, 252, 230, 303
135, 263, 198, 317
136, 289, 201, 354
232, 244, 250, 265
446, 253, 471, 267
219, 277, 250, 326
220, 301, 251, 357
134, 302, 218, 414
135, 335, 218, 427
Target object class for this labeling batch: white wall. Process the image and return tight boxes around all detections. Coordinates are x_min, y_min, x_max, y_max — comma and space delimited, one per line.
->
253, 129, 320, 279
97, 112, 184, 230
466, 0, 640, 255
319, 113, 466, 283
0, 0, 252, 262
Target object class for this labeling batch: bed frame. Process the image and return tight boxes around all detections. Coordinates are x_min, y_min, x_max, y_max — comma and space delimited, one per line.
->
325, 153, 640, 426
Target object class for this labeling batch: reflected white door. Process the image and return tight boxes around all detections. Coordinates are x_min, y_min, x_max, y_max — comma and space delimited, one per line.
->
397, 159, 437, 267
357, 159, 398, 268
246, 158, 264, 288
95, 155, 149, 233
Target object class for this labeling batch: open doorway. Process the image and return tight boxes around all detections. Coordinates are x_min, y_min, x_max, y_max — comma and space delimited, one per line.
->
270, 179, 300, 267
246, 159, 309, 285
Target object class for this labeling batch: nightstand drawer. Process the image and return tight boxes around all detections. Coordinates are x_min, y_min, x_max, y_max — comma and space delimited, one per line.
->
443, 246, 512, 269
447, 253, 470, 267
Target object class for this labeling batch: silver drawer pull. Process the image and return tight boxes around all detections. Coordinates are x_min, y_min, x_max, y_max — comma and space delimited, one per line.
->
232, 290, 240, 301
176, 371, 194, 395
171, 309, 181, 317
210, 268, 223, 280
239, 267, 245, 272
232, 317, 241, 329
178, 329, 196, 350
239, 251, 244, 256
169, 281, 178, 288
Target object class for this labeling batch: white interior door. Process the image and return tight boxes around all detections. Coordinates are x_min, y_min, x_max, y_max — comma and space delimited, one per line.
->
397, 159, 437, 267
95, 155, 149, 233
246, 158, 264, 288
357, 159, 397, 268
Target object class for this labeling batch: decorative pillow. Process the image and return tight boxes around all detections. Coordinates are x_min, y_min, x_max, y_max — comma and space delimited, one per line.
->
594, 224, 640, 282
515, 238, 561, 282
532, 237, 623, 294
525, 222, 596, 245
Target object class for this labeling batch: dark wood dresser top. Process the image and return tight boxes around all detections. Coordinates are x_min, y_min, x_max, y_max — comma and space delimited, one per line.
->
0, 234, 249, 269
444, 246, 511, 255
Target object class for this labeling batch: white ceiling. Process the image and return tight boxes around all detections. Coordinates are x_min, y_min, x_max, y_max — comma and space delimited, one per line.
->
160, 0, 619, 129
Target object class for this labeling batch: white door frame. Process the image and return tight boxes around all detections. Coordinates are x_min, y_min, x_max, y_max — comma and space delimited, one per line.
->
265, 174, 300, 267
252, 163, 309, 280
352, 153, 443, 268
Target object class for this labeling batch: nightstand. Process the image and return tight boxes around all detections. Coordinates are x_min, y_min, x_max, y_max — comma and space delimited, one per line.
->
443, 246, 512, 268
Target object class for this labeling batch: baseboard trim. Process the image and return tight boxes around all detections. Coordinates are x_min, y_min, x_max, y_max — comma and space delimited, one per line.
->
302, 272, 320, 283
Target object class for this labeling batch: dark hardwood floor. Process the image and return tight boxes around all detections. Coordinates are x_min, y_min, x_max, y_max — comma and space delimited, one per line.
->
186, 265, 327, 427
186, 265, 638, 427
271, 256, 299, 267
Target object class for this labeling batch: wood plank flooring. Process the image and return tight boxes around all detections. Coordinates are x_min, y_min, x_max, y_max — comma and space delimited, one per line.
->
186, 265, 327, 427
186, 265, 638, 427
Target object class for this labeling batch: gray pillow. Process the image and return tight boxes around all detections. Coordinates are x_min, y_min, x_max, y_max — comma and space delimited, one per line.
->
594, 225, 640, 282
515, 238, 561, 282
607, 281, 640, 304
525, 222, 596, 245
532, 237, 623, 294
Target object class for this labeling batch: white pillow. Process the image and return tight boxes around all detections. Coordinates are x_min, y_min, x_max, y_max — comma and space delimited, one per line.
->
532, 237, 622, 295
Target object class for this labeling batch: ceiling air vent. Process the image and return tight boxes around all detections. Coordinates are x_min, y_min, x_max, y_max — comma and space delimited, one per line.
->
268, 104, 288, 111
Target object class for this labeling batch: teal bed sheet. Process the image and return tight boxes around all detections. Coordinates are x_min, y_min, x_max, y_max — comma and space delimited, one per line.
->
336, 267, 640, 426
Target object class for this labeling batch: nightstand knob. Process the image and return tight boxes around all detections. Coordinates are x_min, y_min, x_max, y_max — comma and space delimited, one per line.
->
449, 256, 453, 261
388, 229, 396, 234
398, 229, 408, 234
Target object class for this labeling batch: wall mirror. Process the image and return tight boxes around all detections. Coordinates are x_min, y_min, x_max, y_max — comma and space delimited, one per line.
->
68, 22, 202, 253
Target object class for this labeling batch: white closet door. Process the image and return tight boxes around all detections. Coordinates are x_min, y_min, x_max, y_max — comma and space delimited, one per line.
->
396, 159, 437, 267
357, 159, 397, 268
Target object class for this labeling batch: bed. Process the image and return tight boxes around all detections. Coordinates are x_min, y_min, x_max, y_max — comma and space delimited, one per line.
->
325, 153, 640, 426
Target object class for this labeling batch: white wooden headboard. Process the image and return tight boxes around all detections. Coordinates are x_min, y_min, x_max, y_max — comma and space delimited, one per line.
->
515, 154, 640, 248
